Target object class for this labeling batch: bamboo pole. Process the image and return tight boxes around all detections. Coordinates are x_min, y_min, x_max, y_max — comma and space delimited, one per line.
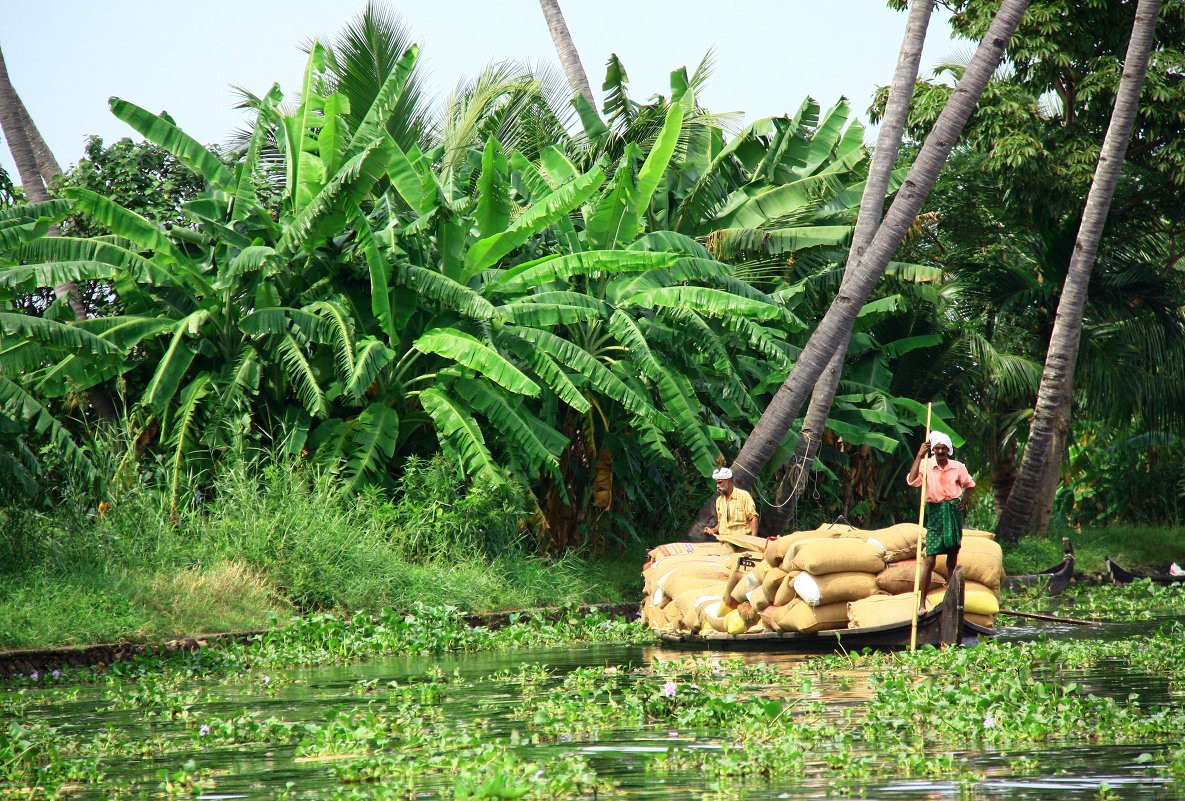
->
909, 403, 933, 650
999, 609, 1104, 626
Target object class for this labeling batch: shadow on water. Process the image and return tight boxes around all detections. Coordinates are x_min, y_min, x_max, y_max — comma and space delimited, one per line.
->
8, 612, 1185, 800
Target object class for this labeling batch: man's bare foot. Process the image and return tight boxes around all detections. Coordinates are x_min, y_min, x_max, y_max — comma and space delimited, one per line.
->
917, 603, 928, 616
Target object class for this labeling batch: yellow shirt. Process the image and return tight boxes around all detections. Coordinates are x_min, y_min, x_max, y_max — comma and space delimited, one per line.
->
715, 488, 757, 538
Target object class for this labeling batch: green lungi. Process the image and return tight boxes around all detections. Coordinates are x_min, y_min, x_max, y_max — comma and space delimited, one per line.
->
924, 499, 963, 557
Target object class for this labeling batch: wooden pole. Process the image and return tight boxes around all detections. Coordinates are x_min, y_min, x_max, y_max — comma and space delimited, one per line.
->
999, 609, 1104, 626
909, 403, 933, 650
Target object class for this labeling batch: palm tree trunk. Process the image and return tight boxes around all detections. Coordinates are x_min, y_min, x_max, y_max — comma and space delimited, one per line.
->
537, 0, 595, 108
762, 0, 936, 536
0, 44, 116, 421
686, 0, 1031, 539
996, 0, 1161, 542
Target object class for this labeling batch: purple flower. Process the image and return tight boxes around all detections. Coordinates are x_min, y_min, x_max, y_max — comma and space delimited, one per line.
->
51, 669, 61, 680
983, 715, 996, 729
30, 671, 39, 681
662, 680, 677, 698
199, 724, 211, 737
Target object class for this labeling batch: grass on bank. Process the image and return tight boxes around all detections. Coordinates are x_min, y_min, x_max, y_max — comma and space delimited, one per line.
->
1002, 519, 1185, 576
0, 457, 643, 650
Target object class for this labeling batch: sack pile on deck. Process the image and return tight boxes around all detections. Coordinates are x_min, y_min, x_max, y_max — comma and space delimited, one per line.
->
641, 523, 1004, 636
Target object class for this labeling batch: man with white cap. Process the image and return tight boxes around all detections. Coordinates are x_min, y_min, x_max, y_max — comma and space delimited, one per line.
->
907, 431, 975, 613
703, 467, 759, 539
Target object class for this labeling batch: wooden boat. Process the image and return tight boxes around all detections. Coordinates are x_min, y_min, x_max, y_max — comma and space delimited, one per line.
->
1002, 537, 1075, 596
1104, 557, 1185, 586
659, 569, 991, 653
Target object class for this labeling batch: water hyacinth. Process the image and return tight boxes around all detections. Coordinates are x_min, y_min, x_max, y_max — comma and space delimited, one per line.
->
662, 680, 678, 698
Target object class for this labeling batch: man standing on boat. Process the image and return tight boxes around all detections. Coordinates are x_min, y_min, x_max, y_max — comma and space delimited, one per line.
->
703, 467, 759, 539
907, 431, 975, 613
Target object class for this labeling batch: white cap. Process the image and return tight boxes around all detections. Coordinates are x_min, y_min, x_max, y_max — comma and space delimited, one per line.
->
712, 467, 733, 480
929, 431, 954, 453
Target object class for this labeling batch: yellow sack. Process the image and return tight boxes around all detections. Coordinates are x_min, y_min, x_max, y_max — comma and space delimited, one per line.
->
927, 582, 1001, 616
875, 561, 946, 595
847, 593, 915, 629
793, 538, 886, 574
793, 571, 880, 607
723, 608, 747, 635
774, 600, 850, 633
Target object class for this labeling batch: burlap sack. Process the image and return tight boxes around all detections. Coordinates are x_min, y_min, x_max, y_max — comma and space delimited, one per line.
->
793, 538, 886, 574
847, 593, 915, 629
643, 554, 730, 594
867, 523, 923, 562
673, 589, 725, 627
964, 528, 996, 540
660, 574, 729, 603
762, 568, 788, 598
774, 600, 850, 633
965, 611, 996, 627
793, 571, 880, 607
875, 561, 947, 595
766, 528, 842, 566
935, 537, 1004, 589
780, 537, 832, 571
746, 584, 772, 612
731, 571, 761, 606
645, 604, 671, 631
774, 570, 800, 606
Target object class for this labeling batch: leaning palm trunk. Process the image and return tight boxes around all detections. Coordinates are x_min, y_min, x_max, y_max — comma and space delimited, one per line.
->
995, 0, 1161, 542
0, 45, 115, 420
537, 0, 595, 107
686, 0, 1031, 539
763, 0, 936, 536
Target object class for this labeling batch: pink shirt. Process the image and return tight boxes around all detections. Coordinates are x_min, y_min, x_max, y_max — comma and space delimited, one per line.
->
907, 458, 975, 503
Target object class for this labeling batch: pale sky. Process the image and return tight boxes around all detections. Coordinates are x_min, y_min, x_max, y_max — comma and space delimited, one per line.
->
1, 1, 967, 179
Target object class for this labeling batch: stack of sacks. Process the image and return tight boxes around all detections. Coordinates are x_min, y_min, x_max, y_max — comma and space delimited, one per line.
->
930, 535, 1004, 627
640, 524, 1007, 636
640, 540, 767, 635
760, 535, 887, 633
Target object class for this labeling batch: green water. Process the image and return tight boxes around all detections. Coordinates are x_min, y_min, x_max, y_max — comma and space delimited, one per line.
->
5, 615, 1185, 800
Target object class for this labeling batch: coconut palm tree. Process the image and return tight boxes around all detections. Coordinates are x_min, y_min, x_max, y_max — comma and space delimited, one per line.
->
537, 0, 595, 107
685, 0, 1032, 538
767, 0, 936, 535
996, 0, 1163, 541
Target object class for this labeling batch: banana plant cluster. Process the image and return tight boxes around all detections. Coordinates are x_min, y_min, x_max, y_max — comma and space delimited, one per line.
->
0, 37, 940, 538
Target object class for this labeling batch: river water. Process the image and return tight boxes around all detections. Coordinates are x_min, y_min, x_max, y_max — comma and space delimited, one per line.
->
7, 612, 1185, 800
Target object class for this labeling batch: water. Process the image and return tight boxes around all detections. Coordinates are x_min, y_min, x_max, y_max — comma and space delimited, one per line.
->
6, 615, 1185, 800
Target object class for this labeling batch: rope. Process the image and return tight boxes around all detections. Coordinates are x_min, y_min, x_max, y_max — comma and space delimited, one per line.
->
730, 430, 822, 511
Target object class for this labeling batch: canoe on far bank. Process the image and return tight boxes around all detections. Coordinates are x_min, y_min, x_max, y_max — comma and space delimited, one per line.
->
1104, 557, 1185, 586
1002, 537, 1076, 596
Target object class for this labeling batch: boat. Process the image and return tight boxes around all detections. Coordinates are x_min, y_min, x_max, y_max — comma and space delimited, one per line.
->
1104, 557, 1185, 586
658, 568, 991, 653
1002, 537, 1075, 596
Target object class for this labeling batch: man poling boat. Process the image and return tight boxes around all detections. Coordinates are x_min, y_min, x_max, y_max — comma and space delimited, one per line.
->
907, 430, 976, 615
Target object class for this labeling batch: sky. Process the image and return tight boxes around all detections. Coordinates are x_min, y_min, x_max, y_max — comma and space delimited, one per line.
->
0, 1, 971, 179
